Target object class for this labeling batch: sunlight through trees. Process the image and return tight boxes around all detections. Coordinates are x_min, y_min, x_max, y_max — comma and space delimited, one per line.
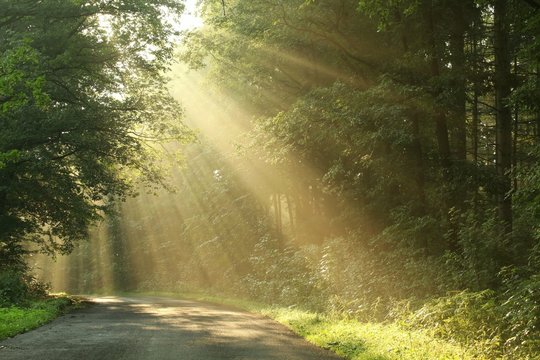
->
2, 0, 540, 358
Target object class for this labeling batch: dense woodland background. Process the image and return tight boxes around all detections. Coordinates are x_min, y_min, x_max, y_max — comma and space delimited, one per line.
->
2, 0, 540, 358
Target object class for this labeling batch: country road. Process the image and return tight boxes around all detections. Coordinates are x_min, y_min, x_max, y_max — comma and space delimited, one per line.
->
0, 296, 342, 359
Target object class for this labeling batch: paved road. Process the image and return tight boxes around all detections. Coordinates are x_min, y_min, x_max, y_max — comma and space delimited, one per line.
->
0, 296, 342, 359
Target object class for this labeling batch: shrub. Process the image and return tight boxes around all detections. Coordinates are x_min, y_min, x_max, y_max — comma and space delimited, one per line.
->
403, 290, 504, 357
0, 270, 29, 306
242, 236, 324, 308
0, 270, 48, 307
499, 255, 540, 358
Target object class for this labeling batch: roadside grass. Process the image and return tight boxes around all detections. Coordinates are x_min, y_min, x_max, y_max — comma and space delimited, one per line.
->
123, 291, 479, 360
0, 296, 80, 340
260, 307, 480, 360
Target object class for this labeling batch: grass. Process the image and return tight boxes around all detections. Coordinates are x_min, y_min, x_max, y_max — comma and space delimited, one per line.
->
0, 296, 79, 340
123, 290, 480, 360
260, 308, 481, 360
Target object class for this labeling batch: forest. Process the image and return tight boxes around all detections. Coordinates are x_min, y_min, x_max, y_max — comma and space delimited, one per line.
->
1, 0, 540, 359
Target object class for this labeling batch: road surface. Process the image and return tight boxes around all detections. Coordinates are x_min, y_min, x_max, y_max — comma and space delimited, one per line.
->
0, 296, 342, 359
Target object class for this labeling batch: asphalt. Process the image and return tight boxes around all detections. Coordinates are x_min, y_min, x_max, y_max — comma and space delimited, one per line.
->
0, 296, 342, 359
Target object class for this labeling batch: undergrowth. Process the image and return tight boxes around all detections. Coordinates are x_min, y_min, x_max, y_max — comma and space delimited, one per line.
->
0, 296, 77, 340
263, 307, 478, 360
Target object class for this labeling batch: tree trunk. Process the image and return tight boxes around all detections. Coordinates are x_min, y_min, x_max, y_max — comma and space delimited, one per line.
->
494, 0, 513, 232
285, 193, 295, 235
411, 112, 427, 213
472, 33, 480, 211
537, 64, 540, 143
410, 112, 430, 251
513, 58, 519, 192
424, 0, 451, 171
472, 35, 480, 165
450, 1, 467, 162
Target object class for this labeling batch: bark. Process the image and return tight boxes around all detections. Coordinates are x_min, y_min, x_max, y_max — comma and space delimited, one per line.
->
513, 58, 519, 192
424, 0, 451, 171
537, 65, 540, 143
450, 1, 468, 161
411, 113, 427, 212
472, 35, 480, 165
494, 0, 513, 232
273, 193, 282, 234
410, 112, 430, 251
285, 193, 295, 235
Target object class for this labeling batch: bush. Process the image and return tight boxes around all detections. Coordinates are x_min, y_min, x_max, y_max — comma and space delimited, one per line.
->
402, 279, 540, 359
403, 290, 504, 357
319, 234, 447, 321
0, 270, 48, 307
442, 208, 510, 291
0, 270, 29, 306
242, 236, 324, 309
499, 260, 540, 358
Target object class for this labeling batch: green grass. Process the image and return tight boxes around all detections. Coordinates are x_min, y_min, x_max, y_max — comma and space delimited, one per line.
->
0, 296, 78, 340
123, 291, 480, 360
260, 307, 481, 360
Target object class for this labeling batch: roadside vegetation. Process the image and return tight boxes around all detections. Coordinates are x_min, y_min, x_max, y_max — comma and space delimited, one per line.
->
0, 297, 76, 341
265, 308, 475, 360
0, 270, 78, 340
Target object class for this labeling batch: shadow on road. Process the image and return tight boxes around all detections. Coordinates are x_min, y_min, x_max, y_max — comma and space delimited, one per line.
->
0, 296, 344, 360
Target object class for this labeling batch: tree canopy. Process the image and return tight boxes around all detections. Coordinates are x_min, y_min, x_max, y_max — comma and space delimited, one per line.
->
0, 0, 192, 266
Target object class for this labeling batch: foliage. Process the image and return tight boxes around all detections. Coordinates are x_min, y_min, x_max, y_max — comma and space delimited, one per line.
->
499, 249, 540, 358
0, 0, 192, 265
0, 266, 48, 307
404, 290, 503, 357
242, 236, 324, 308
0, 296, 74, 340
441, 208, 510, 291
402, 267, 540, 359
0, 270, 32, 306
260, 306, 478, 360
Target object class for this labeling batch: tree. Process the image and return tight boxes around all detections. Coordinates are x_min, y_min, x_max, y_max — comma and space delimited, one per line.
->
494, 0, 513, 232
0, 0, 192, 267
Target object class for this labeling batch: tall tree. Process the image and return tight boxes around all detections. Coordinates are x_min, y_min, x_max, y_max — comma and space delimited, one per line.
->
494, 0, 514, 231
448, 0, 469, 161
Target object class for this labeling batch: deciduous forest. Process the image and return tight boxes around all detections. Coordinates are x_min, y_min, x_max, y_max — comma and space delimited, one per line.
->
1, 0, 540, 359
